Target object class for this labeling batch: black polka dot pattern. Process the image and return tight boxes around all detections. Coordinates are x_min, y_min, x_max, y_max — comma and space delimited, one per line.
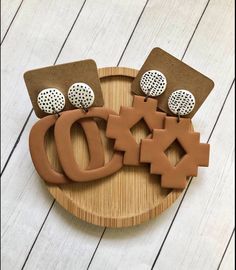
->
68, 83, 94, 109
168, 90, 195, 116
140, 70, 167, 96
37, 88, 65, 114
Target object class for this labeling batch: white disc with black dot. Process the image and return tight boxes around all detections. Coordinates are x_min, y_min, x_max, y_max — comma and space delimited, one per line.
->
68, 83, 94, 109
37, 88, 65, 114
140, 70, 167, 96
168, 89, 195, 116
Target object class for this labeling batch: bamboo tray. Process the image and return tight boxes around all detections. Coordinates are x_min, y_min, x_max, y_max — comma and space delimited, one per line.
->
45, 67, 187, 228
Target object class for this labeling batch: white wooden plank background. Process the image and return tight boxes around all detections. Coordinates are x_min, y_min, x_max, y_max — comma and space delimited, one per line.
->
1, 0, 235, 269
219, 232, 235, 270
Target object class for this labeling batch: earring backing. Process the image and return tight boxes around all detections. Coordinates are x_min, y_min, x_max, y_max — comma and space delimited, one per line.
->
37, 88, 65, 115
67, 83, 95, 112
140, 70, 167, 100
168, 89, 195, 122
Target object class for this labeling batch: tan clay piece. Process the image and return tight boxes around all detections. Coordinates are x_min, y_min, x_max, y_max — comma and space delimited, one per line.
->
106, 95, 166, 165
55, 108, 123, 182
29, 114, 105, 184
140, 116, 210, 189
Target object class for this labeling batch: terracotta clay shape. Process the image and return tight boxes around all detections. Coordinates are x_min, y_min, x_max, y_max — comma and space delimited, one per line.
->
106, 95, 166, 165
140, 116, 210, 189
55, 107, 123, 182
29, 115, 105, 184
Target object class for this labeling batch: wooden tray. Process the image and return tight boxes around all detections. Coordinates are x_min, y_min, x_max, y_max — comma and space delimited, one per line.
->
45, 67, 186, 228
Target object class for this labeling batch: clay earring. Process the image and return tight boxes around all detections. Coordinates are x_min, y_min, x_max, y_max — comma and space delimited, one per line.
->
140, 70, 167, 100
29, 88, 70, 184
29, 87, 104, 184
37, 88, 66, 115
106, 70, 167, 166
54, 83, 123, 182
68, 82, 95, 112
168, 89, 195, 122
140, 90, 209, 189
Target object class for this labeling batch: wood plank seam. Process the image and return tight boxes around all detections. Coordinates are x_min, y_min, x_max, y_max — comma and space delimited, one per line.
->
150, 81, 235, 269
1, 0, 87, 174
1, 110, 33, 175
20, 201, 56, 270
52, 0, 87, 65
86, 228, 107, 270
116, 0, 149, 66
180, 0, 211, 60
1, 0, 24, 45
217, 229, 235, 270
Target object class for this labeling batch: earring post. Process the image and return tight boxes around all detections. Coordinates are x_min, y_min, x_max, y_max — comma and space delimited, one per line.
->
80, 102, 89, 113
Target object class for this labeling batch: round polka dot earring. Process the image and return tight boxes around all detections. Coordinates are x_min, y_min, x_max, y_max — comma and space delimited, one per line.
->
106, 70, 167, 166
37, 88, 65, 116
168, 89, 195, 122
140, 70, 167, 101
67, 82, 95, 112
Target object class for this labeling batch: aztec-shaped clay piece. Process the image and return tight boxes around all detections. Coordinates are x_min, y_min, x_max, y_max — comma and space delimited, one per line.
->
55, 107, 123, 182
106, 95, 166, 165
140, 116, 210, 189
29, 115, 105, 184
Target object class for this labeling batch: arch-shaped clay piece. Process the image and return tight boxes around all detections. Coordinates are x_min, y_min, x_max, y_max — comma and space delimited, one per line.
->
140, 116, 210, 189
55, 108, 123, 182
29, 115, 105, 184
106, 95, 166, 165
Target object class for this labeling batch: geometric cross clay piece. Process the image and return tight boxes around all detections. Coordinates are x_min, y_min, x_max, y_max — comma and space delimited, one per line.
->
140, 116, 210, 189
54, 107, 123, 182
106, 95, 166, 166
29, 114, 105, 184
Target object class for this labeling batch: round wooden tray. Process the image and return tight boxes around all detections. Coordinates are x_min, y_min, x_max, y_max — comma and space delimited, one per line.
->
45, 67, 186, 228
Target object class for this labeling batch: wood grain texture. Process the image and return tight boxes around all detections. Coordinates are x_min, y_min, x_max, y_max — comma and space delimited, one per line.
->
46, 67, 185, 227
219, 232, 235, 270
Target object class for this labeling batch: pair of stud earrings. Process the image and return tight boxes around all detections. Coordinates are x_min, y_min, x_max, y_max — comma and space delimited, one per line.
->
37, 82, 95, 115
37, 70, 195, 120
140, 70, 196, 119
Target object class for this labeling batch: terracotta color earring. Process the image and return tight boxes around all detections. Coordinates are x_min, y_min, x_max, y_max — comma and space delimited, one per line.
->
106, 70, 167, 166
29, 87, 104, 184
54, 83, 123, 182
140, 89, 210, 189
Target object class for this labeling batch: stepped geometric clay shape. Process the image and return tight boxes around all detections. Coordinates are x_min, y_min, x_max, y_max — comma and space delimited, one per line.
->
106, 95, 166, 165
140, 116, 210, 189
